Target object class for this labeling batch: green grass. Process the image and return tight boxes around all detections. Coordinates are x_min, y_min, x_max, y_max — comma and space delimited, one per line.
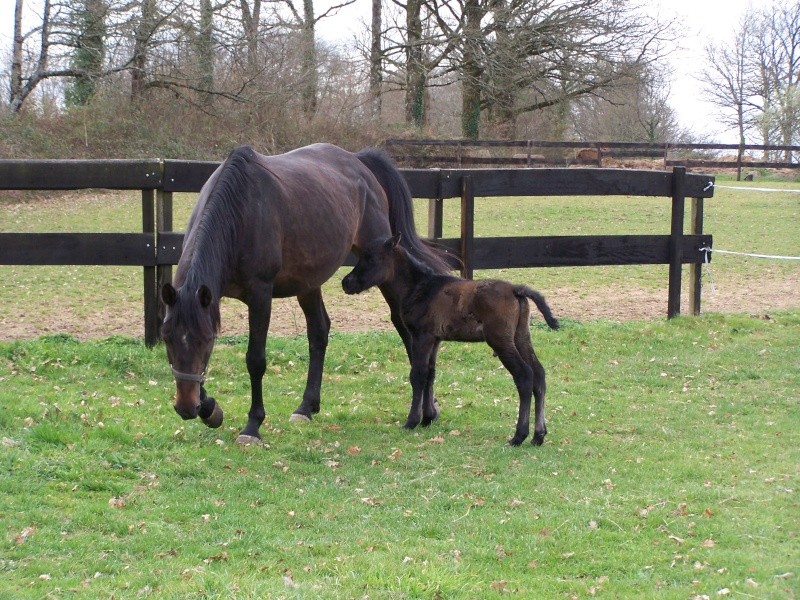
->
0, 178, 798, 597
1, 313, 798, 598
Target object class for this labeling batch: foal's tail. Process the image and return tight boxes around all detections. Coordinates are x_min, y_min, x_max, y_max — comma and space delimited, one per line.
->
514, 286, 560, 330
356, 147, 452, 273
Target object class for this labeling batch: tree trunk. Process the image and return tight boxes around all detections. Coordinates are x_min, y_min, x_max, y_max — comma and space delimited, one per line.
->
301, 0, 317, 115
10, 0, 23, 107
197, 0, 214, 107
460, 0, 482, 139
405, 0, 426, 128
369, 0, 382, 119
488, 0, 516, 139
66, 0, 107, 106
131, 0, 156, 99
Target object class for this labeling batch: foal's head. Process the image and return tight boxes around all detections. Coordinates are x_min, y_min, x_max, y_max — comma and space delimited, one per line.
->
161, 282, 219, 420
342, 234, 402, 295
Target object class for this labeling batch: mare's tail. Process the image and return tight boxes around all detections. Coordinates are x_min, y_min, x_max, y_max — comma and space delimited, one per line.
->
356, 147, 452, 273
514, 286, 560, 330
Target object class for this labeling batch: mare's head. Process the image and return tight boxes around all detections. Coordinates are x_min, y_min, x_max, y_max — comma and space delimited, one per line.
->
161, 282, 220, 420
342, 234, 402, 295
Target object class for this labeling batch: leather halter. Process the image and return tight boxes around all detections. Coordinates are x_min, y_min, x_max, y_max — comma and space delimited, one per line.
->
171, 366, 206, 384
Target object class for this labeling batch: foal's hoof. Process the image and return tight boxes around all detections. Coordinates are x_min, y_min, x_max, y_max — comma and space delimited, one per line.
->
289, 412, 312, 423
531, 433, 546, 446
235, 434, 262, 446
199, 399, 224, 429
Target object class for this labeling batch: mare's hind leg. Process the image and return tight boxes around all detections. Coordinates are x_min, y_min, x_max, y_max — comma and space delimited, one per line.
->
238, 282, 274, 444
291, 288, 331, 422
515, 311, 547, 446
487, 333, 534, 446
421, 340, 441, 427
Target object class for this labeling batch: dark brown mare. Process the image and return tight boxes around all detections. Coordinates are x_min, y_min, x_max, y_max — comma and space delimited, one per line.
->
161, 143, 449, 444
342, 234, 559, 446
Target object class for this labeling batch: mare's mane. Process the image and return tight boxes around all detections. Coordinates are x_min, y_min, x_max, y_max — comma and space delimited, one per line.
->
188, 146, 260, 281
177, 146, 269, 335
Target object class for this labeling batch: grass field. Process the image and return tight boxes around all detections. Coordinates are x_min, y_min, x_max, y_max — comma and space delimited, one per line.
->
0, 173, 798, 598
1, 312, 798, 598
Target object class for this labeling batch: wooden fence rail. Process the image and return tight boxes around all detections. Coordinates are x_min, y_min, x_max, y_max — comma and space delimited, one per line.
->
0, 159, 715, 346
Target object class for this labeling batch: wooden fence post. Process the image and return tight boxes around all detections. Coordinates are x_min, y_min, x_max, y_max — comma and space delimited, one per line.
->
460, 175, 474, 279
667, 166, 686, 318
427, 198, 443, 239
156, 188, 173, 335
688, 196, 705, 316
427, 169, 444, 239
142, 189, 159, 346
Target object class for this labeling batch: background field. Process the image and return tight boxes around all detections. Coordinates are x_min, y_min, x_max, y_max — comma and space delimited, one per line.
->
0, 173, 798, 598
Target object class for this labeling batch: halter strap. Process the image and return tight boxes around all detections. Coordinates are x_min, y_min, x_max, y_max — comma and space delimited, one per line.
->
171, 366, 206, 384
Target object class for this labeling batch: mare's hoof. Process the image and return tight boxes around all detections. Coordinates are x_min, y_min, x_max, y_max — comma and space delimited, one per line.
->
403, 421, 419, 430
289, 412, 312, 423
200, 400, 224, 429
421, 402, 441, 427
532, 433, 546, 446
507, 436, 525, 447
235, 434, 262, 446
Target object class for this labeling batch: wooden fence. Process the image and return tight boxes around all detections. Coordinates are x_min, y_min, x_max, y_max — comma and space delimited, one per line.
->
384, 138, 800, 174
0, 159, 714, 346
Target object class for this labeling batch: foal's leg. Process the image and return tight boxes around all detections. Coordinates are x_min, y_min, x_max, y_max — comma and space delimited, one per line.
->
421, 340, 441, 427
379, 284, 412, 360
290, 288, 331, 422
515, 306, 547, 445
405, 333, 436, 430
378, 286, 439, 426
238, 282, 274, 444
487, 332, 534, 446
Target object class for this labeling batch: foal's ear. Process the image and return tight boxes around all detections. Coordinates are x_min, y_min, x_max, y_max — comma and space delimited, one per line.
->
162, 283, 177, 307
197, 284, 213, 309
387, 232, 402, 249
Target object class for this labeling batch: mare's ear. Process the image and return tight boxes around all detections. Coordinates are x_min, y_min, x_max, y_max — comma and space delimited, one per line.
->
162, 283, 177, 307
197, 284, 213, 309
387, 233, 402, 249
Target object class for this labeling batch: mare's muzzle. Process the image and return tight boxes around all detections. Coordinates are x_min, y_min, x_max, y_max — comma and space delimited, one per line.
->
171, 367, 205, 420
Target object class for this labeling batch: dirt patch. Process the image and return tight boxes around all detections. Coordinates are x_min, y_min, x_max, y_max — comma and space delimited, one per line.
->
1, 273, 797, 341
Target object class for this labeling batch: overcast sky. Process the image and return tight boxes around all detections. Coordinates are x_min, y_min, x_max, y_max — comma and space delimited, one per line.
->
1, 0, 758, 142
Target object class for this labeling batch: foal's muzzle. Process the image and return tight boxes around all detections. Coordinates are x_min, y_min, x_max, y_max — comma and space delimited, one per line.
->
342, 275, 361, 295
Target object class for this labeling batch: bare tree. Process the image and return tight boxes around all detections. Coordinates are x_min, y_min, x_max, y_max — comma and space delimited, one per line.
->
422, 0, 675, 139
701, 15, 760, 174
270, 0, 355, 116
755, 1, 800, 158
573, 63, 687, 143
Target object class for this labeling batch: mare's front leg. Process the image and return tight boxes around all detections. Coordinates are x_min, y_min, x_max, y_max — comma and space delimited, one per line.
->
421, 340, 441, 427
405, 333, 436, 430
237, 282, 273, 445
290, 288, 331, 422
